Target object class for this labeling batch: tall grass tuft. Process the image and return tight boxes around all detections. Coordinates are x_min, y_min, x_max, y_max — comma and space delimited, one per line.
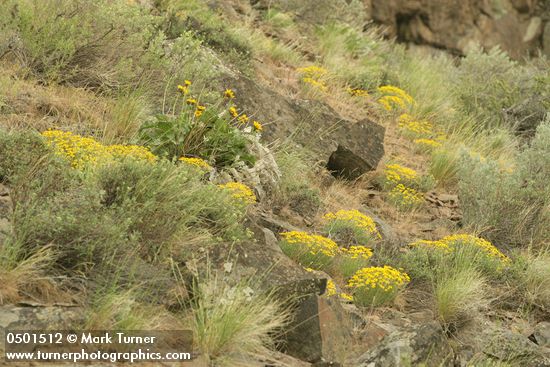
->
187, 276, 289, 366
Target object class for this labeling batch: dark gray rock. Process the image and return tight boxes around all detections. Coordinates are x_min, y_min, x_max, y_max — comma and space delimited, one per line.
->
224, 76, 385, 179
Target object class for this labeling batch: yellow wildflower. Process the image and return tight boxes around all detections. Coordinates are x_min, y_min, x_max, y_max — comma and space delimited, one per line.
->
340, 293, 354, 301
179, 157, 212, 171
325, 279, 337, 297
253, 120, 263, 131
347, 87, 369, 97
384, 164, 418, 185
224, 89, 235, 99
388, 184, 424, 208
296, 65, 328, 79
348, 266, 410, 292
324, 209, 381, 239
218, 182, 256, 205
341, 246, 374, 260
186, 98, 197, 105
280, 231, 340, 259
414, 138, 442, 149
41, 130, 156, 169
229, 106, 239, 118
238, 114, 249, 124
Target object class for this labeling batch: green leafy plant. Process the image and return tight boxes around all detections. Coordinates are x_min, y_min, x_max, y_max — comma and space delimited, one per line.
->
139, 96, 255, 168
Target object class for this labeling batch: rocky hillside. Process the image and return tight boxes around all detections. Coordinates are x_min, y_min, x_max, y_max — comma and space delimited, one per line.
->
0, 0, 550, 366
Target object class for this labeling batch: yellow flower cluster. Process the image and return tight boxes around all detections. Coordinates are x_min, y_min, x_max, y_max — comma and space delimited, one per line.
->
384, 163, 418, 185
297, 66, 329, 93
413, 138, 442, 150
398, 113, 434, 137
409, 234, 510, 264
409, 239, 452, 252
227, 103, 263, 132
42, 130, 156, 169
347, 87, 369, 97
377, 85, 415, 111
179, 81, 207, 117
280, 231, 340, 258
302, 77, 328, 92
218, 182, 257, 205
253, 120, 263, 131
178, 157, 212, 171
323, 209, 381, 238
296, 65, 328, 79
341, 246, 373, 260
177, 80, 192, 95
388, 184, 424, 208
340, 293, 354, 301
348, 266, 410, 292
325, 279, 337, 297
443, 234, 510, 263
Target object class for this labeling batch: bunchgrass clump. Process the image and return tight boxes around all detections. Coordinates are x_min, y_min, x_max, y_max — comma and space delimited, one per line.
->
188, 277, 289, 366
434, 269, 487, 330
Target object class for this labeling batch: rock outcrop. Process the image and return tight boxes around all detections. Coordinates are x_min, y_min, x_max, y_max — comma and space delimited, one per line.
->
225, 76, 385, 179
365, 0, 550, 59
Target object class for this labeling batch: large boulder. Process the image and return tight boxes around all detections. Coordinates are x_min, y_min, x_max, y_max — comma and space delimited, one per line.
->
224, 76, 385, 179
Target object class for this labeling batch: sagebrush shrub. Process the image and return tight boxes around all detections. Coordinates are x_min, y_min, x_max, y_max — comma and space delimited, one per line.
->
458, 115, 550, 246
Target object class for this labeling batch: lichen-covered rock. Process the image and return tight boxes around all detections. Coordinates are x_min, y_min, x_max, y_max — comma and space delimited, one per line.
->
357, 322, 453, 367
483, 330, 549, 365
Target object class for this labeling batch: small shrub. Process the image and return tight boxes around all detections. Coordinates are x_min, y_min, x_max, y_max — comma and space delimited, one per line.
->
1, 0, 160, 88
509, 250, 550, 313
347, 266, 410, 307
279, 231, 340, 271
217, 182, 257, 206
405, 234, 510, 280
458, 118, 550, 246
429, 147, 461, 187
387, 184, 425, 211
451, 46, 548, 132
85, 288, 165, 330
335, 246, 373, 278
323, 209, 381, 246
0, 129, 52, 183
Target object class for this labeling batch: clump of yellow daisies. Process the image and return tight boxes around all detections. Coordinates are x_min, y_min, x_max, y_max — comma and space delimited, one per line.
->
278, 209, 410, 307
377, 85, 415, 112
297, 65, 329, 93
42, 130, 156, 169
218, 182, 257, 205
409, 234, 510, 265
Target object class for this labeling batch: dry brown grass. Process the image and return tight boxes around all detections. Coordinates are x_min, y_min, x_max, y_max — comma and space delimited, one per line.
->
0, 62, 147, 143
0, 245, 58, 305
